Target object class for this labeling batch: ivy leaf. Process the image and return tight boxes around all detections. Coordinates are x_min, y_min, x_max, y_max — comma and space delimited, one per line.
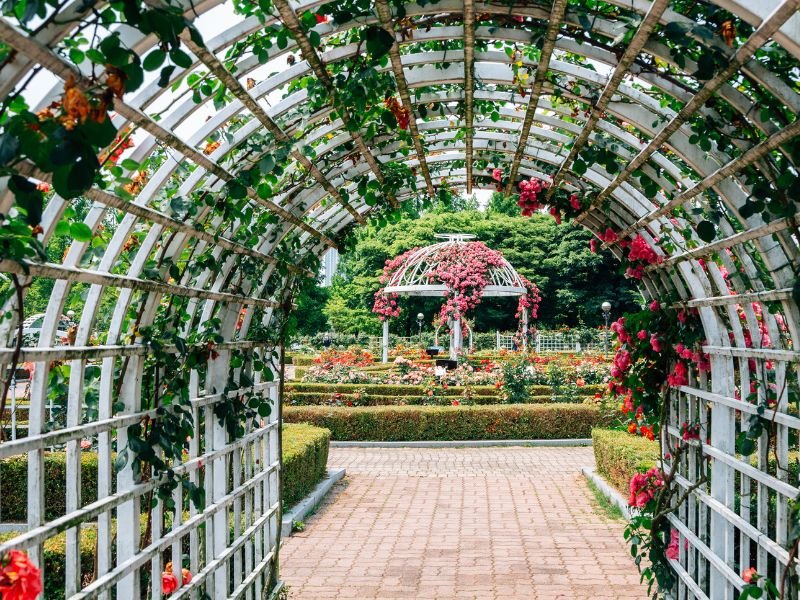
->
696, 220, 716, 243
381, 109, 397, 128
693, 53, 717, 80
0, 132, 20, 165
364, 26, 394, 60
169, 48, 192, 69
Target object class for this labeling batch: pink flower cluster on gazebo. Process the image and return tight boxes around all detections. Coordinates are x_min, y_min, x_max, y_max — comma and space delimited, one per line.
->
372, 241, 541, 328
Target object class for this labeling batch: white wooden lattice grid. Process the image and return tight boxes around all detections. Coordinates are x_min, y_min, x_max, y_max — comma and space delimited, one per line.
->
0, 340, 282, 599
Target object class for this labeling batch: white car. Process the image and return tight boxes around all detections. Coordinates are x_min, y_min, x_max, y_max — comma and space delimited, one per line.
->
22, 313, 72, 345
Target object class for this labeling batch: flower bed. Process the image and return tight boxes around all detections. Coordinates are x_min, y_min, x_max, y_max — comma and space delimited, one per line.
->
284, 404, 607, 441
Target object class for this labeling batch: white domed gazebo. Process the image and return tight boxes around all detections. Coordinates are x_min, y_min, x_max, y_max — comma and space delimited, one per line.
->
377, 234, 533, 362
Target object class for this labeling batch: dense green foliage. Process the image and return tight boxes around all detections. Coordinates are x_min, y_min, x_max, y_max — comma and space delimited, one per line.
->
284, 404, 606, 441
311, 206, 640, 336
281, 423, 331, 508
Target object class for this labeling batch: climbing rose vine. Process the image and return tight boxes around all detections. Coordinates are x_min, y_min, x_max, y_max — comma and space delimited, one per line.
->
608, 302, 708, 437
373, 242, 540, 328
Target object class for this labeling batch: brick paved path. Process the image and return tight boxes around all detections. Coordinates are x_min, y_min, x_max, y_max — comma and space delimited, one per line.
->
281, 447, 647, 599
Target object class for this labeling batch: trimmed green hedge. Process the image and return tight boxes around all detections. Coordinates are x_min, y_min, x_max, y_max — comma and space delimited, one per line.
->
0, 426, 331, 523
284, 404, 606, 441
282, 423, 331, 508
0, 452, 105, 522
592, 428, 659, 494
288, 382, 499, 396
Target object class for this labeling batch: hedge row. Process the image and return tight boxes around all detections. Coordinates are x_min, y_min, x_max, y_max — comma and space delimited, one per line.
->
284, 404, 606, 441
0, 452, 104, 522
0, 425, 331, 523
281, 423, 330, 508
285, 392, 588, 406
592, 428, 658, 495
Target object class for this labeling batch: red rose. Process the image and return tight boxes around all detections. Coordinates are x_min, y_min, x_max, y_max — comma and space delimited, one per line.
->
742, 567, 758, 584
0, 550, 43, 600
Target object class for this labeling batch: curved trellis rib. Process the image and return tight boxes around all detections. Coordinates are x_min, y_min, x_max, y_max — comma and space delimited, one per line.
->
613, 117, 800, 241
374, 0, 435, 197
0, 260, 278, 309
0, 18, 338, 250
463, 0, 475, 193
580, 0, 800, 220
503, 0, 568, 196
272, 0, 399, 208
546, 0, 671, 197
171, 28, 365, 225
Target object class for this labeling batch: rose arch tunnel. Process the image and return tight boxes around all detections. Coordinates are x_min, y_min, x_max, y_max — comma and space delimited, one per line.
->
0, 0, 798, 597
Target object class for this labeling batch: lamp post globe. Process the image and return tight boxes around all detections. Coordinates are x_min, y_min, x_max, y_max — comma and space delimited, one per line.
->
416, 313, 425, 347
601, 301, 612, 355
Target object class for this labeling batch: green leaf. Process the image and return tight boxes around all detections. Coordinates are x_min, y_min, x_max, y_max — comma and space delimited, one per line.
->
381, 109, 397, 128
696, 220, 716, 243
143, 49, 166, 71
364, 26, 394, 60
157, 65, 176, 88
9, 175, 44, 225
170, 48, 193, 69
69, 222, 94, 242
0, 132, 20, 165
69, 48, 85, 64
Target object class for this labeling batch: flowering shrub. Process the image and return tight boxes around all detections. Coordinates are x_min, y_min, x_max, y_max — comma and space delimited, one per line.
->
608, 303, 707, 436
514, 177, 587, 224
621, 234, 664, 279
0, 550, 42, 600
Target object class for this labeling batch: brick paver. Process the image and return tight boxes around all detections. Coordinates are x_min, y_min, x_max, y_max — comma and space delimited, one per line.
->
281, 447, 647, 599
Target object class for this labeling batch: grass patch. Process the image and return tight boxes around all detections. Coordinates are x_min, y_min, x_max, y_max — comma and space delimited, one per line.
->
585, 476, 625, 521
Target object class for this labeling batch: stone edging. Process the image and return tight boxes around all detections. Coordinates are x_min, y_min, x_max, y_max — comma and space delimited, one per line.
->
330, 438, 592, 448
581, 465, 632, 520
281, 468, 346, 536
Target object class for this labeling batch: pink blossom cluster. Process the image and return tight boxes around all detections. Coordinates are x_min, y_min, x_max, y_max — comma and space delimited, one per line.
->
666, 529, 687, 560
517, 177, 550, 216
515, 274, 542, 320
681, 421, 701, 441
372, 291, 401, 320
628, 467, 665, 508
623, 235, 664, 280
373, 247, 422, 319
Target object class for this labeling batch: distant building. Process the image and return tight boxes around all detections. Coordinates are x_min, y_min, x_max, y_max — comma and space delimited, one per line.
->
322, 248, 339, 286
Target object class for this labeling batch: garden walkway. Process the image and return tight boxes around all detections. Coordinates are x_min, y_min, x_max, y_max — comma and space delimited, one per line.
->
280, 446, 647, 599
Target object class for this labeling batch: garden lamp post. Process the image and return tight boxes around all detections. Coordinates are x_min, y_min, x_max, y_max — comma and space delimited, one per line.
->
601, 301, 612, 356
417, 312, 425, 347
